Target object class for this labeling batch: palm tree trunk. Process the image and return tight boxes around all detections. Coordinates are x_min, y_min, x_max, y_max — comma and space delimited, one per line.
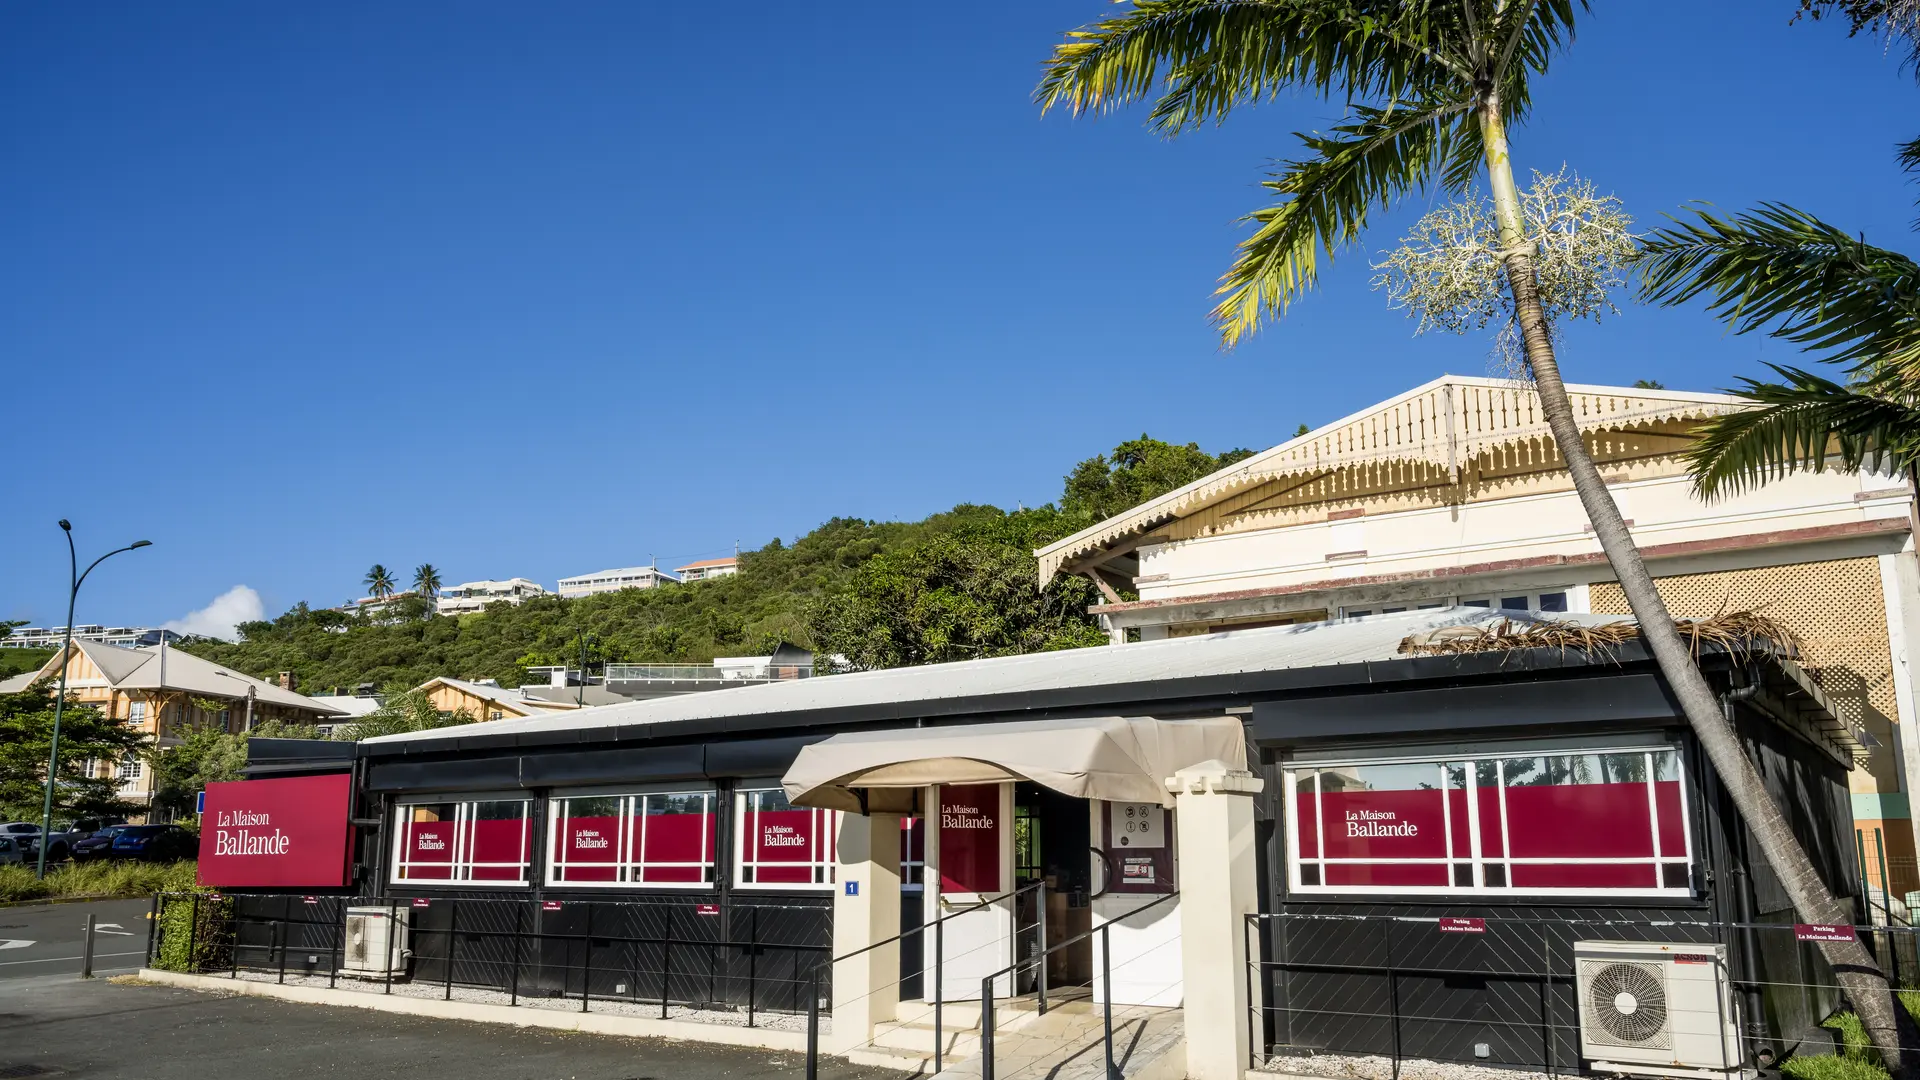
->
1477, 92, 1913, 1075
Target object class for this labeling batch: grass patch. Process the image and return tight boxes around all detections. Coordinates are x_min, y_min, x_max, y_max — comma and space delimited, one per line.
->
1784, 1055, 1890, 1080
0, 860, 199, 903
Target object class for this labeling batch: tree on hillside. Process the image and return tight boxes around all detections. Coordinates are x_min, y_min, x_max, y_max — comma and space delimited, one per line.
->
810, 509, 1105, 669
364, 564, 396, 599
0, 683, 143, 823
413, 564, 442, 599
1038, 0, 1912, 1063
1060, 436, 1254, 525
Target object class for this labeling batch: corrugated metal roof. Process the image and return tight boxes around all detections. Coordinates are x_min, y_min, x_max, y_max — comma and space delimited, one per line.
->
366, 608, 1634, 748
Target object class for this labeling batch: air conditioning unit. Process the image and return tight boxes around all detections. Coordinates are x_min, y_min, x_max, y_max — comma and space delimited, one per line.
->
340, 906, 411, 978
1575, 940, 1741, 1079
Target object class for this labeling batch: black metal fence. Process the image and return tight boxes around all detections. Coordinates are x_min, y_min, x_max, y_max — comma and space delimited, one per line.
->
1243, 909, 1920, 1077
149, 892, 831, 1024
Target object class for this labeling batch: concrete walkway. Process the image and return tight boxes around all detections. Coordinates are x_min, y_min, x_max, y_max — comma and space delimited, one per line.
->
929, 1000, 1185, 1080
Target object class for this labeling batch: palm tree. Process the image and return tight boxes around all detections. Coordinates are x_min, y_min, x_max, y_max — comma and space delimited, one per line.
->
363, 564, 395, 599
413, 563, 443, 599
1637, 210, 1920, 508
1038, 1, 1909, 1063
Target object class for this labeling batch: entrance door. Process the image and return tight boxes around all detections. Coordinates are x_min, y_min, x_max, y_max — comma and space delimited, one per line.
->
1015, 784, 1093, 993
925, 782, 1014, 1001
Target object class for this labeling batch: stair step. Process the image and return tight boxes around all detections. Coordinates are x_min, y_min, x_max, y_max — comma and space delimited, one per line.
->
846, 1045, 938, 1076
870, 1022, 980, 1055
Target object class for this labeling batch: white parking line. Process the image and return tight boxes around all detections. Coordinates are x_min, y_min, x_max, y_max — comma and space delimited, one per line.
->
0, 950, 145, 967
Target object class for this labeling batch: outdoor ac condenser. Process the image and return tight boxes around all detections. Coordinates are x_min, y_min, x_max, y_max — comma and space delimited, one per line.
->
1575, 940, 1741, 1079
340, 906, 410, 978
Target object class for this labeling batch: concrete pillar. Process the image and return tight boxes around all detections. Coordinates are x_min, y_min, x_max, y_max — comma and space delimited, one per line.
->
1168, 760, 1265, 1080
829, 809, 902, 1053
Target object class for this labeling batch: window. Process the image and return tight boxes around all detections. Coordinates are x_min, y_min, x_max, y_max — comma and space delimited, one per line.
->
546, 789, 718, 888
128, 702, 147, 724
392, 798, 533, 885
116, 758, 143, 781
1460, 590, 1572, 613
1286, 745, 1689, 897
901, 816, 925, 888
734, 786, 838, 889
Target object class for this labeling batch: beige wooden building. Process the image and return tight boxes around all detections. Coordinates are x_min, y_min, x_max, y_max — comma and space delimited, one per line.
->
0, 639, 345, 810
1037, 375, 1920, 896
413, 676, 587, 723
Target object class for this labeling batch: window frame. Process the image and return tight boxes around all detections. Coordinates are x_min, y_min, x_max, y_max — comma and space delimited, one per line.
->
731, 784, 839, 892
390, 794, 534, 888
544, 785, 720, 891
1284, 741, 1692, 899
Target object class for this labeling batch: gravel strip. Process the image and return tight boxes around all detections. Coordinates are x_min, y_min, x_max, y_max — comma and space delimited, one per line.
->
1257, 1052, 1544, 1080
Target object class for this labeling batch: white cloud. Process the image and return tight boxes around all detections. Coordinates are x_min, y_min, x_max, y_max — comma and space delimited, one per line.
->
164, 585, 265, 642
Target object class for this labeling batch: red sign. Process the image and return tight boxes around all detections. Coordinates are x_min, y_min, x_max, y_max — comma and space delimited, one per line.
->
746, 808, 830, 884
938, 784, 1001, 894
412, 897, 431, 908
541, 900, 563, 911
696, 903, 720, 916
1438, 917, 1486, 933
1796, 923, 1859, 942
197, 774, 354, 889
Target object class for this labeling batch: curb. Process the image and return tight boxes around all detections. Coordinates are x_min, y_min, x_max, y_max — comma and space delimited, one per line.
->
0, 893, 130, 909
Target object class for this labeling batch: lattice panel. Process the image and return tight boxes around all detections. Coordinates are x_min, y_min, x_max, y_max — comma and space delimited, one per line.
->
1590, 558, 1898, 785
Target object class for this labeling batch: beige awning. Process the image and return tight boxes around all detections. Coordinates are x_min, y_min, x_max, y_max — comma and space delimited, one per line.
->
782, 715, 1247, 814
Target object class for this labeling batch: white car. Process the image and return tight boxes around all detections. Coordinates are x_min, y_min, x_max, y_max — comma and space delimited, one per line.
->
0, 822, 46, 862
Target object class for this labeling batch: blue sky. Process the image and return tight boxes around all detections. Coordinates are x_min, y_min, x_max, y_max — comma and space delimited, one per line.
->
3, 2, 1917, 636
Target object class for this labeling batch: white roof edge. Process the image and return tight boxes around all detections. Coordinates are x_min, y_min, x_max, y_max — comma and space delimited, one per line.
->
1034, 375, 1744, 562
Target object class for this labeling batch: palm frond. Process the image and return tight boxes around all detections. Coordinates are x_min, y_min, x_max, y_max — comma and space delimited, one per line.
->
1036, 0, 1471, 132
1685, 365, 1920, 498
1211, 97, 1477, 344
1637, 203, 1920, 374
1903, 133, 1920, 175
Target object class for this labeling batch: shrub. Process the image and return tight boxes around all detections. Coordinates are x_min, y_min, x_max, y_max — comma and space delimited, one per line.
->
152, 891, 233, 974
0, 859, 199, 903
3, 860, 206, 904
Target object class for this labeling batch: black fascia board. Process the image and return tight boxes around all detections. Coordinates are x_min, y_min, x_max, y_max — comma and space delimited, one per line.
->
359, 640, 1705, 760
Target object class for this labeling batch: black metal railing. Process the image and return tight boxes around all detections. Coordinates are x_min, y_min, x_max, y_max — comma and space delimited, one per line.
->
148, 892, 832, 1024
801, 879, 1046, 1080
1241, 909, 1920, 1078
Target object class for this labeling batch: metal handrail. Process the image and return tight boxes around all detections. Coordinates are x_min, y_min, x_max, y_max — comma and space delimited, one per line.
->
802, 878, 1046, 1080
980, 889, 1180, 1080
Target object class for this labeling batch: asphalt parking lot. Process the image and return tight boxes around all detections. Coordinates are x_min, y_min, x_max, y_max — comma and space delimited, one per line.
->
0, 898, 154, 982
0, 971, 905, 1080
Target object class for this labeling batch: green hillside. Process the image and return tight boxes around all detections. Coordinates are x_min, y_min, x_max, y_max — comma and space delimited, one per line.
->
181, 436, 1253, 692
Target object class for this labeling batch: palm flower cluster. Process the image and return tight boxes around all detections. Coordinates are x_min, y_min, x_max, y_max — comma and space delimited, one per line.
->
1371, 169, 1636, 375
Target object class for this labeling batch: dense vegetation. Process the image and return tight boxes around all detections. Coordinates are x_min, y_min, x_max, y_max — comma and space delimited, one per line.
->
179, 437, 1253, 692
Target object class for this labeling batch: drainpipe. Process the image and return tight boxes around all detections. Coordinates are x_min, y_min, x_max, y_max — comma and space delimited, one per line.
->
1723, 663, 1768, 1065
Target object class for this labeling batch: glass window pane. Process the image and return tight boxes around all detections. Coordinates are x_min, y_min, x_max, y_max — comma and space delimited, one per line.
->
1539, 592, 1569, 612
637, 791, 715, 884
1500, 596, 1528, 610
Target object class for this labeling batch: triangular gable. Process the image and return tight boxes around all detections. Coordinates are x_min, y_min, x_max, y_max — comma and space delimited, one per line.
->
69, 638, 158, 684
1035, 375, 1744, 580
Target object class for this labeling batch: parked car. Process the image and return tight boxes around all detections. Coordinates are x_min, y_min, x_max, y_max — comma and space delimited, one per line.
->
70, 824, 134, 862
110, 824, 198, 862
0, 822, 44, 861
0, 835, 22, 866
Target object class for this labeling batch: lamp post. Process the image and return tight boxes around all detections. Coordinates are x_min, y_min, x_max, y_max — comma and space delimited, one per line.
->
37, 521, 152, 878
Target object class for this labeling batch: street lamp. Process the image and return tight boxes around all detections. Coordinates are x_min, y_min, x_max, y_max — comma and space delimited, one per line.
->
37, 521, 152, 878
